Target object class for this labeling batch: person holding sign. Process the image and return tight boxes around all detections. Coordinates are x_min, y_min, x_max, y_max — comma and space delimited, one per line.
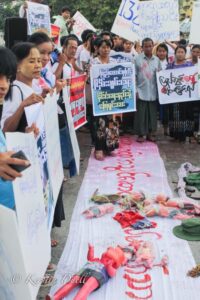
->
0, 47, 30, 208
91, 39, 120, 160
134, 38, 161, 143
19, 0, 44, 18
53, 6, 75, 40
166, 45, 194, 142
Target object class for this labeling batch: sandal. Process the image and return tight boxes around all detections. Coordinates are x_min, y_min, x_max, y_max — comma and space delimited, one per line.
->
47, 263, 57, 273
94, 150, 104, 161
41, 274, 55, 287
51, 239, 59, 247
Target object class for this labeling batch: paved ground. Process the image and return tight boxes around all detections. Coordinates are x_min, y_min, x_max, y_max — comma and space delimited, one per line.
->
38, 126, 200, 299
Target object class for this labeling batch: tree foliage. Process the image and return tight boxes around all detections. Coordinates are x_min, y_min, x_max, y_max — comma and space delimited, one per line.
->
50, 0, 121, 30
0, 1, 21, 31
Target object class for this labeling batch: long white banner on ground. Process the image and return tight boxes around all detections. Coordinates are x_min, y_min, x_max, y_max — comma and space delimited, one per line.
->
50, 137, 200, 300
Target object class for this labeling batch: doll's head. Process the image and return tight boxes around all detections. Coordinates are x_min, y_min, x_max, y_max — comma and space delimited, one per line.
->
101, 246, 125, 268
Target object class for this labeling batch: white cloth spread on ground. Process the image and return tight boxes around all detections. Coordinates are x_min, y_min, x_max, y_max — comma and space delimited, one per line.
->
50, 137, 200, 299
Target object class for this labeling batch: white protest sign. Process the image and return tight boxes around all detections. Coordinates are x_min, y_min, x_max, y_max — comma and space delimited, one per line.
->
63, 87, 80, 174
43, 92, 64, 202
139, 0, 180, 42
190, 1, 200, 44
0, 205, 33, 300
6, 132, 51, 299
25, 103, 54, 230
27, 1, 51, 35
111, 0, 140, 42
73, 11, 96, 40
157, 66, 200, 104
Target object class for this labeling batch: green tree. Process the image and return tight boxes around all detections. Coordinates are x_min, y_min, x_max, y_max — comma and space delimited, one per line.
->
0, 1, 21, 31
50, 0, 121, 30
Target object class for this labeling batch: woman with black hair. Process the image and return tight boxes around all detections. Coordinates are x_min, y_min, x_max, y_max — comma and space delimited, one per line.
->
167, 45, 194, 142
1, 42, 43, 132
0, 46, 30, 208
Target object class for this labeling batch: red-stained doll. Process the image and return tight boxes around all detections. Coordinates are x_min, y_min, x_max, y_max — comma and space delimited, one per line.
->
46, 244, 127, 300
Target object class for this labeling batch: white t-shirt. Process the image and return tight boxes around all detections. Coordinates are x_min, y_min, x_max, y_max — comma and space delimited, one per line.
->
52, 62, 78, 79
75, 44, 84, 68
160, 59, 168, 70
1, 80, 33, 129
80, 49, 91, 67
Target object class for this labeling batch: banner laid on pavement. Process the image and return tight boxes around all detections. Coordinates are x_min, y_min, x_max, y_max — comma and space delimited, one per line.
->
90, 62, 136, 116
157, 66, 200, 104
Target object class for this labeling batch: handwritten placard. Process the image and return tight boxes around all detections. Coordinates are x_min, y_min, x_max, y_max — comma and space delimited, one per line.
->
27, 1, 51, 35
73, 11, 96, 40
190, 1, 200, 44
157, 66, 200, 104
139, 0, 180, 42
5, 132, 50, 299
90, 62, 136, 116
111, 0, 140, 42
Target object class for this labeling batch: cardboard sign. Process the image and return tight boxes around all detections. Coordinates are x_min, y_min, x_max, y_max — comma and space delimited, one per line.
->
73, 11, 96, 40
70, 75, 87, 130
27, 1, 51, 35
91, 63, 136, 116
157, 66, 200, 104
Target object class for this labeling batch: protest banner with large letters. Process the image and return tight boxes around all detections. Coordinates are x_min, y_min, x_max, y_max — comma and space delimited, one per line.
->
5, 133, 51, 299
139, 0, 180, 42
73, 11, 96, 40
90, 63, 136, 116
27, 1, 51, 35
190, 1, 200, 44
70, 75, 87, 130
157, 66, 200, 104
0, 206, 34, 300
110, 52, 133, 63
111, 0, 140, 42
25, 102, 54, 230
63, 87, 80, 174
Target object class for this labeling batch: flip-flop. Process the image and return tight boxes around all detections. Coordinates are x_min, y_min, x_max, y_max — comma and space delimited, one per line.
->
41, 274, 55, 287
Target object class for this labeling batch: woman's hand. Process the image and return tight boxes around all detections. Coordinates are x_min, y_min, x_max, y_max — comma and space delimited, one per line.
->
56, 79, 67, 93
25, 122, 39, 138
0, 151, 30, 181
21, 93, 44, 108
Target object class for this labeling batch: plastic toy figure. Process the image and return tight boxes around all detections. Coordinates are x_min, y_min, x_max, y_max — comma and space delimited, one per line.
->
46, 244, 127, 300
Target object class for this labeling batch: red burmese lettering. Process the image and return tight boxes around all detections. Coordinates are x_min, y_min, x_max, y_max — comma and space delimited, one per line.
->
125, 289, 152, 299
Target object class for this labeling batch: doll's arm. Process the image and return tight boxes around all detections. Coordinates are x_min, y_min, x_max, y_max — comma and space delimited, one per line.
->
87, 244, 95, 261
